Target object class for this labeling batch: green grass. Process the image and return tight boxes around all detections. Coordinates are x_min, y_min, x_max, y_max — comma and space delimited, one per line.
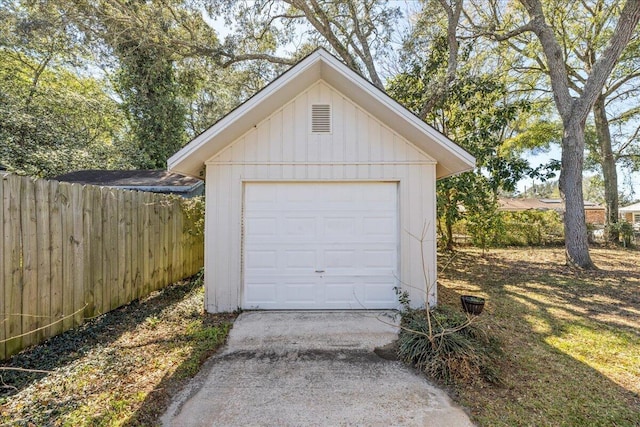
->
437, 247, 640, 427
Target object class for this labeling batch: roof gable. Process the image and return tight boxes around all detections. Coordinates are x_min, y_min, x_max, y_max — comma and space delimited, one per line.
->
207, 80, 437, 166
168, 49, 475, 179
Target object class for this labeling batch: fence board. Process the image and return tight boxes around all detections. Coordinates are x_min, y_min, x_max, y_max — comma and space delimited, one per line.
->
49, 181, 63, 337
134, 190, 144, 300
21, 178, 38, 349
83, 185, 94, 319
1, 174, 204, 360
72, 184, 84, 327
106, 188, 119, 311
143, 192, 152, 295
60, 183, 75, 332
5, 176, 23, 356
0, 174, 5, 360
91, 187, 104, 317
123, 191, 133, 305
117, 190, 126, 307
162, 199, 170, 287
35, 180, 51, 343
151, 195, 161, 290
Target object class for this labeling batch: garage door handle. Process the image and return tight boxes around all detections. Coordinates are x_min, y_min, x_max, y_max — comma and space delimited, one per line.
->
315, 270, 325, 273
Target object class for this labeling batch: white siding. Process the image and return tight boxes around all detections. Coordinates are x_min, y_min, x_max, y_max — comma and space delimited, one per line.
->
204, 81, 437, 312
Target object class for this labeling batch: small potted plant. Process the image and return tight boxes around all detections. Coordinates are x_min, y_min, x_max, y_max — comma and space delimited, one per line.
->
460, 295, 485, 315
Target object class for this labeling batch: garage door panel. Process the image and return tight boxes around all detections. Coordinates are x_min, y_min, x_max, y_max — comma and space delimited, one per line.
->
324, 249, 356, 268
245, 250, 278, 269
244, 282, 279, 304
364, 282, 398, 304
283, 185, 315, 202
323, 217, 357, 237
324, 283, 358, 304
245, 184, 278, 202
362, 250, 396, 268
282, 282, 318, 304
363, 184, 396, 201
245, 217, 278, 236
283, 217, 317, 237
363, 217, 395, 236
284, 250, 316, 268
243, 182, 398, 310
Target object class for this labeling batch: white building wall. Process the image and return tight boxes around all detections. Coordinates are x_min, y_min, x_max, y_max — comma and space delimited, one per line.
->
203, 81, 438, 312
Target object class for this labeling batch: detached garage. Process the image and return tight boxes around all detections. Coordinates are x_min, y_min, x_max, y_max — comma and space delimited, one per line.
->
168, 49, 474, 313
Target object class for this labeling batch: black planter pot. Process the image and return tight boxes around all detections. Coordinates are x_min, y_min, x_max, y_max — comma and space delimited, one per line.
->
461, 295, 485, 315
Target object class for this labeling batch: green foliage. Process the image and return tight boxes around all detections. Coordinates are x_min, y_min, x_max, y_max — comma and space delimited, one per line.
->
466, 193, 502, 252
115, 44, 188, 169
388, 41, 534, 250
180, 196, 205, 237
452, 210, 565, 247
610, 221, 635, 247
0, 1, 131, 177
501, 120, 562, 156
0, 52, 129, 177
0, 1, 133, 177
497, 210, 564, 246
398, 305, 501, 384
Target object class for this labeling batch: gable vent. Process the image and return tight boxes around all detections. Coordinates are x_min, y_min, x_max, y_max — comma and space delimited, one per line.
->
311, 104, 332, 133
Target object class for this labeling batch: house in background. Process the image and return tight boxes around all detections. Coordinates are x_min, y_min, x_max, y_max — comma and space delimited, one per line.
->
168, 48, 475, 313
498, 197, 606, 224
53, 170, 204, 198
620, 202, 640, 226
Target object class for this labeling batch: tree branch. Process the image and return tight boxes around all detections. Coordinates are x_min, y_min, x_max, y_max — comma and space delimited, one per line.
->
418, 0, 463, 119
574, 0, 640, 122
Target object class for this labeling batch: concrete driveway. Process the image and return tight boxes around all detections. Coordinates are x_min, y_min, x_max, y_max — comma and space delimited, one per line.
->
162, 311, 475, 426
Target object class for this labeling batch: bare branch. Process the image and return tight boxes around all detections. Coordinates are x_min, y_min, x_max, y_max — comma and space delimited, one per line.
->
604, 70, 640, 97
219, 52, 296, 68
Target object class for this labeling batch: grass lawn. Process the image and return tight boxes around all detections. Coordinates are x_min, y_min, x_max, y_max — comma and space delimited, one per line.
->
0, 273, 235, 426
437, 247, 640, 427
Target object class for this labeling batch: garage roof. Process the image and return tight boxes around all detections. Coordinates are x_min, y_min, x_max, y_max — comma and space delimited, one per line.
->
168, 48, 475, 179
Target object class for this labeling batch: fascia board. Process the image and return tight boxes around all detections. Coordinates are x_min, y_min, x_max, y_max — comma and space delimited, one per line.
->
316, 53, 475, 178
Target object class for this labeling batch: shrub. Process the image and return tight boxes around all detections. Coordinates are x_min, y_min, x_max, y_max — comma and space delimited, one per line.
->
397, 305, 502, 384
442, 210, 565, 248
496, 210, 564, 246
609, 220, 635, 247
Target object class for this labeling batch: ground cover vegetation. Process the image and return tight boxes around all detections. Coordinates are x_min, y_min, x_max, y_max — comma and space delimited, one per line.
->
436, 247, 640, 426
0, 272, 235, 426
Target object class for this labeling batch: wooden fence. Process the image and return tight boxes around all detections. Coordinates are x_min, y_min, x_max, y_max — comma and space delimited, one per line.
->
1, 173, 204, 360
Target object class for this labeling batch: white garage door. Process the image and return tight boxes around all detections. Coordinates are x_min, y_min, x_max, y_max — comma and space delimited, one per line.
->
243, 182, 399, 310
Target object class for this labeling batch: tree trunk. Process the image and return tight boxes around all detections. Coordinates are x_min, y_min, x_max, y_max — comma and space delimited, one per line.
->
559, 121, 595, 269
445, 219, 454, 251
593, 95, 619, 243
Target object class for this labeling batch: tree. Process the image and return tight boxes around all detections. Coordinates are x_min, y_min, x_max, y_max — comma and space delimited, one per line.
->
115, 44, 188, 169
589, 30, 640, 241
470, 0, 640, 268
213, 0, 402, 88
71, 0, 209, 168
388, 56, 531, 249
0, 0, 128, 177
